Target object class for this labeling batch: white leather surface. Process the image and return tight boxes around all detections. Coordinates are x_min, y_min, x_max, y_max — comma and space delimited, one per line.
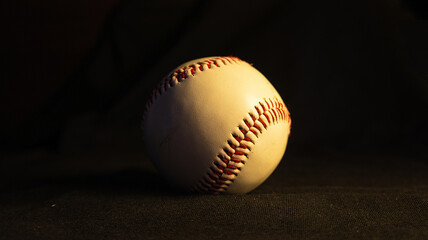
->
143, 57, 290, 193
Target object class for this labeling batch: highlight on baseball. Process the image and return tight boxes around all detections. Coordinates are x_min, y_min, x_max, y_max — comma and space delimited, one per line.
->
142, 56, 291, 194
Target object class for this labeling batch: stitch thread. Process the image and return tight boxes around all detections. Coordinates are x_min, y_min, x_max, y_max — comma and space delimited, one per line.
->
142, 56, 291, 194
144, 56, 244, 115
192, 97, 290, 194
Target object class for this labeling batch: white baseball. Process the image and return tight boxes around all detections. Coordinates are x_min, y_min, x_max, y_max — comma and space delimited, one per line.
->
142, 56, 291, 194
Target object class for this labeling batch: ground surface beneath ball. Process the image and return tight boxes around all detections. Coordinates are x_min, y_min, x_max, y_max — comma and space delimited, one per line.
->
1, 151, 427, 240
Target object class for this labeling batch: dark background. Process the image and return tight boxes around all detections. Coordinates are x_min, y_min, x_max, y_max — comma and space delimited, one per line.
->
1, 0, 427, 239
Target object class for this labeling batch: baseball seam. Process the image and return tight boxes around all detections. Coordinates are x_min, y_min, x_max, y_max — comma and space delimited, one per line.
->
142, 56, 291, 194
192, 97, 290, 194
144, 56, 244, 117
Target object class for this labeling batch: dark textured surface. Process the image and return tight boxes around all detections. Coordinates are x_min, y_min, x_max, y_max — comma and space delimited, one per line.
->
1, 152, 427, 239
1, 0, 428, 239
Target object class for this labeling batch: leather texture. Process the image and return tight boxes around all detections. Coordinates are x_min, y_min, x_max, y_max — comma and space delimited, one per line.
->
143, 57, 291, 193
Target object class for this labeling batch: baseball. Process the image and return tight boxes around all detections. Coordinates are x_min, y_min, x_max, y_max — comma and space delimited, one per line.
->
142, 56, 291, 194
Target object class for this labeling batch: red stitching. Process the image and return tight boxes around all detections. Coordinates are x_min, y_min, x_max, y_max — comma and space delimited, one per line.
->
244, 120, 251, 128
234, 151, 245, 156
259, 118, 267, 128
223, 170, 235, 175
195, 97, 291, 194
142, 56, 291, 194
249, 113, 256, 121
239, 145, 248, 150
263, 113, 271, 124
255, 106, 262, 116
249, 128, 258, 136
143, 56, 245, 115
253, 123, 262, 132
233, 135, 242, 142
271, 109, 278, 122
239, 127, 246, 134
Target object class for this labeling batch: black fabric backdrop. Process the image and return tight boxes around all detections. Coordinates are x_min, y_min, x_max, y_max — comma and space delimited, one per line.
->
1, 0, 427, 239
